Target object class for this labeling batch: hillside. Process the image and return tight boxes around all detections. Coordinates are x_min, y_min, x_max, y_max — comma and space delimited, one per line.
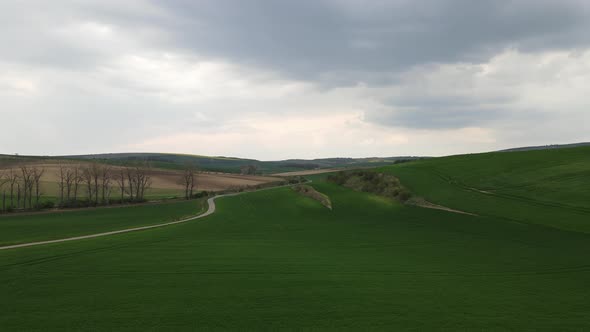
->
60, 153, 423, 173
498, 142, 590, 152
381, 145, 590, 233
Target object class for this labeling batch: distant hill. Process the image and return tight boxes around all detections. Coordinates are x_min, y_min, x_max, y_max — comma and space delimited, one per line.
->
57, 153, 424, 174
5, 141, 590, 174
498, 142, 590, 152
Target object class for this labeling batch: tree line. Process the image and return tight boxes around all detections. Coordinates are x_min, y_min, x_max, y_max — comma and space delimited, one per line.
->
55, 162, 153, 208
0, 161, 202, 214
0, 162, 154, 213
0, 165, 45, 212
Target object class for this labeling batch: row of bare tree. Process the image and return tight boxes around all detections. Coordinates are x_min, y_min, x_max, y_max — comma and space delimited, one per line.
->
0, 162, 154, 213
0, 160, 202, 213
55, 162, 153, 207
0, 166, 45, 212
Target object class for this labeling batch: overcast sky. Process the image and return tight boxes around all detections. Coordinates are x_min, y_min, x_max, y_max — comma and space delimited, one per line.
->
1, 0, 589, 160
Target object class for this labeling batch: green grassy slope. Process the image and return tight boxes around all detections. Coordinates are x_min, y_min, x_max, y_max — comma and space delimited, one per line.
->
0, 199, 205, 246
1, 183, 590, 330
381, 146, 590, 233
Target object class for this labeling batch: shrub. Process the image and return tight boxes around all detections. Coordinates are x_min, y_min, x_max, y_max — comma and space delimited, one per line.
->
292, 185, 332, 210
327, 170, 412, 203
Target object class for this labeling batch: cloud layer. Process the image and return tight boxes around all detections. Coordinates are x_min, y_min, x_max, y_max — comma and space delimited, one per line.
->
1, 0, 589, 159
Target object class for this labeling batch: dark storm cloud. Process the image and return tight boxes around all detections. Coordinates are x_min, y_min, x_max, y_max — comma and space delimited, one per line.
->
152, 0, 590, 83
4, 0, 589, 82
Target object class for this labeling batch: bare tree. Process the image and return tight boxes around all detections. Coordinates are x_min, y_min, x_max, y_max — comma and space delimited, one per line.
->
115, 168, 127, 202
126, 167, 135, 201
57, 164, 66, 204
32, 166, 45, 208
91, 163, 100, 206
64, 167, 75, 202
0, 170, 8, 212
72, 165, 83, 202
17, 183, 21, 209
81, 165, 94, 205
6, 169, 19, 209
100, 165, 112, 205
133, 163, 152, 201
181, 163, 197, 199
20, 165, 34, 209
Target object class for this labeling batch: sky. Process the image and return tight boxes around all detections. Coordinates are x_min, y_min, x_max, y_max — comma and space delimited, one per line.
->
1, 0, 589, 160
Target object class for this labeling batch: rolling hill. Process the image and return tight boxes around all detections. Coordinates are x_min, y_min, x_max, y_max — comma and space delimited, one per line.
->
1, 145, 590, 329
59, 152, 423, 173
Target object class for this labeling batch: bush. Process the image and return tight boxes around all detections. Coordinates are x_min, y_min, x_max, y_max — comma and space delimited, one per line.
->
327, 170, 412, 203
292, 185, 332, 210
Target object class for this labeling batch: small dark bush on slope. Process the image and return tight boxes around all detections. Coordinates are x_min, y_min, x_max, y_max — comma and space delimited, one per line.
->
327, 170, 412, 202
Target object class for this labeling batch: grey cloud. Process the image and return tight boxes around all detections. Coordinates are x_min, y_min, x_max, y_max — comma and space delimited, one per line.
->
368, 93, 515, 129
368, 107, 509, 129
3, 0, 590, 83
1, 0, 590, 157
152, 0, 590, 84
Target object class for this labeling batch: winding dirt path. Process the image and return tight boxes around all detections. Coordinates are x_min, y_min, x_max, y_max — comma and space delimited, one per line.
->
0, 193, 239, 251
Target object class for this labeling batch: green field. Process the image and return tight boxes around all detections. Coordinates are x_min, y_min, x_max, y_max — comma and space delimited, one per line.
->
381, 146, 590, 233
1, 147, 589, 330
0, 199, 205, 246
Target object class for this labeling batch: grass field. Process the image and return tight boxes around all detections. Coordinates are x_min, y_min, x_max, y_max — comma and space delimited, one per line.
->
380, 146, 590, 233
1, 161, 590, 329
0, 199, 205, 246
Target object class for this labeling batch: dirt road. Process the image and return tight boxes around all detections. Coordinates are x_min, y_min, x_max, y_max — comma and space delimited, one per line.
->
0, 193, 236, 251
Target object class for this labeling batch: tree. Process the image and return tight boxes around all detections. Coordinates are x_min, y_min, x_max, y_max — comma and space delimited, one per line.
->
16, 183, 21, 209
64, 166, 75, 202
20, 165, 34, 209
135, 165, 152, 201
181, 163, 197, 199
6, 169, 19, 209
72, 165, 83, 202
125, 167, 135, 201
32, 166, 45, 208
124, 163, 151, 202
99, 165, 112, 205
81, 165, 94, 205
0, 170, 8, 212
115, 168, 126, 202
91, 163, 100, 206
57, 164, 66, 204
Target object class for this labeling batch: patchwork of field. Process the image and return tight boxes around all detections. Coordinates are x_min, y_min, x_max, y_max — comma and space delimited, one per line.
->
0, 146, 589, 330
0, 161, 281, 200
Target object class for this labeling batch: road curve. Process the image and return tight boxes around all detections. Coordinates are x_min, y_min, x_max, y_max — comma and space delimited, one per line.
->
0, 192, 240, 251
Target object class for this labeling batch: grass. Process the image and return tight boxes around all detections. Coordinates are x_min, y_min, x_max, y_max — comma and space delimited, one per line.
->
1, 174, 590, 329
0, 199, 205, 246
1, 146, 589, 330
380, 146, 590, 233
